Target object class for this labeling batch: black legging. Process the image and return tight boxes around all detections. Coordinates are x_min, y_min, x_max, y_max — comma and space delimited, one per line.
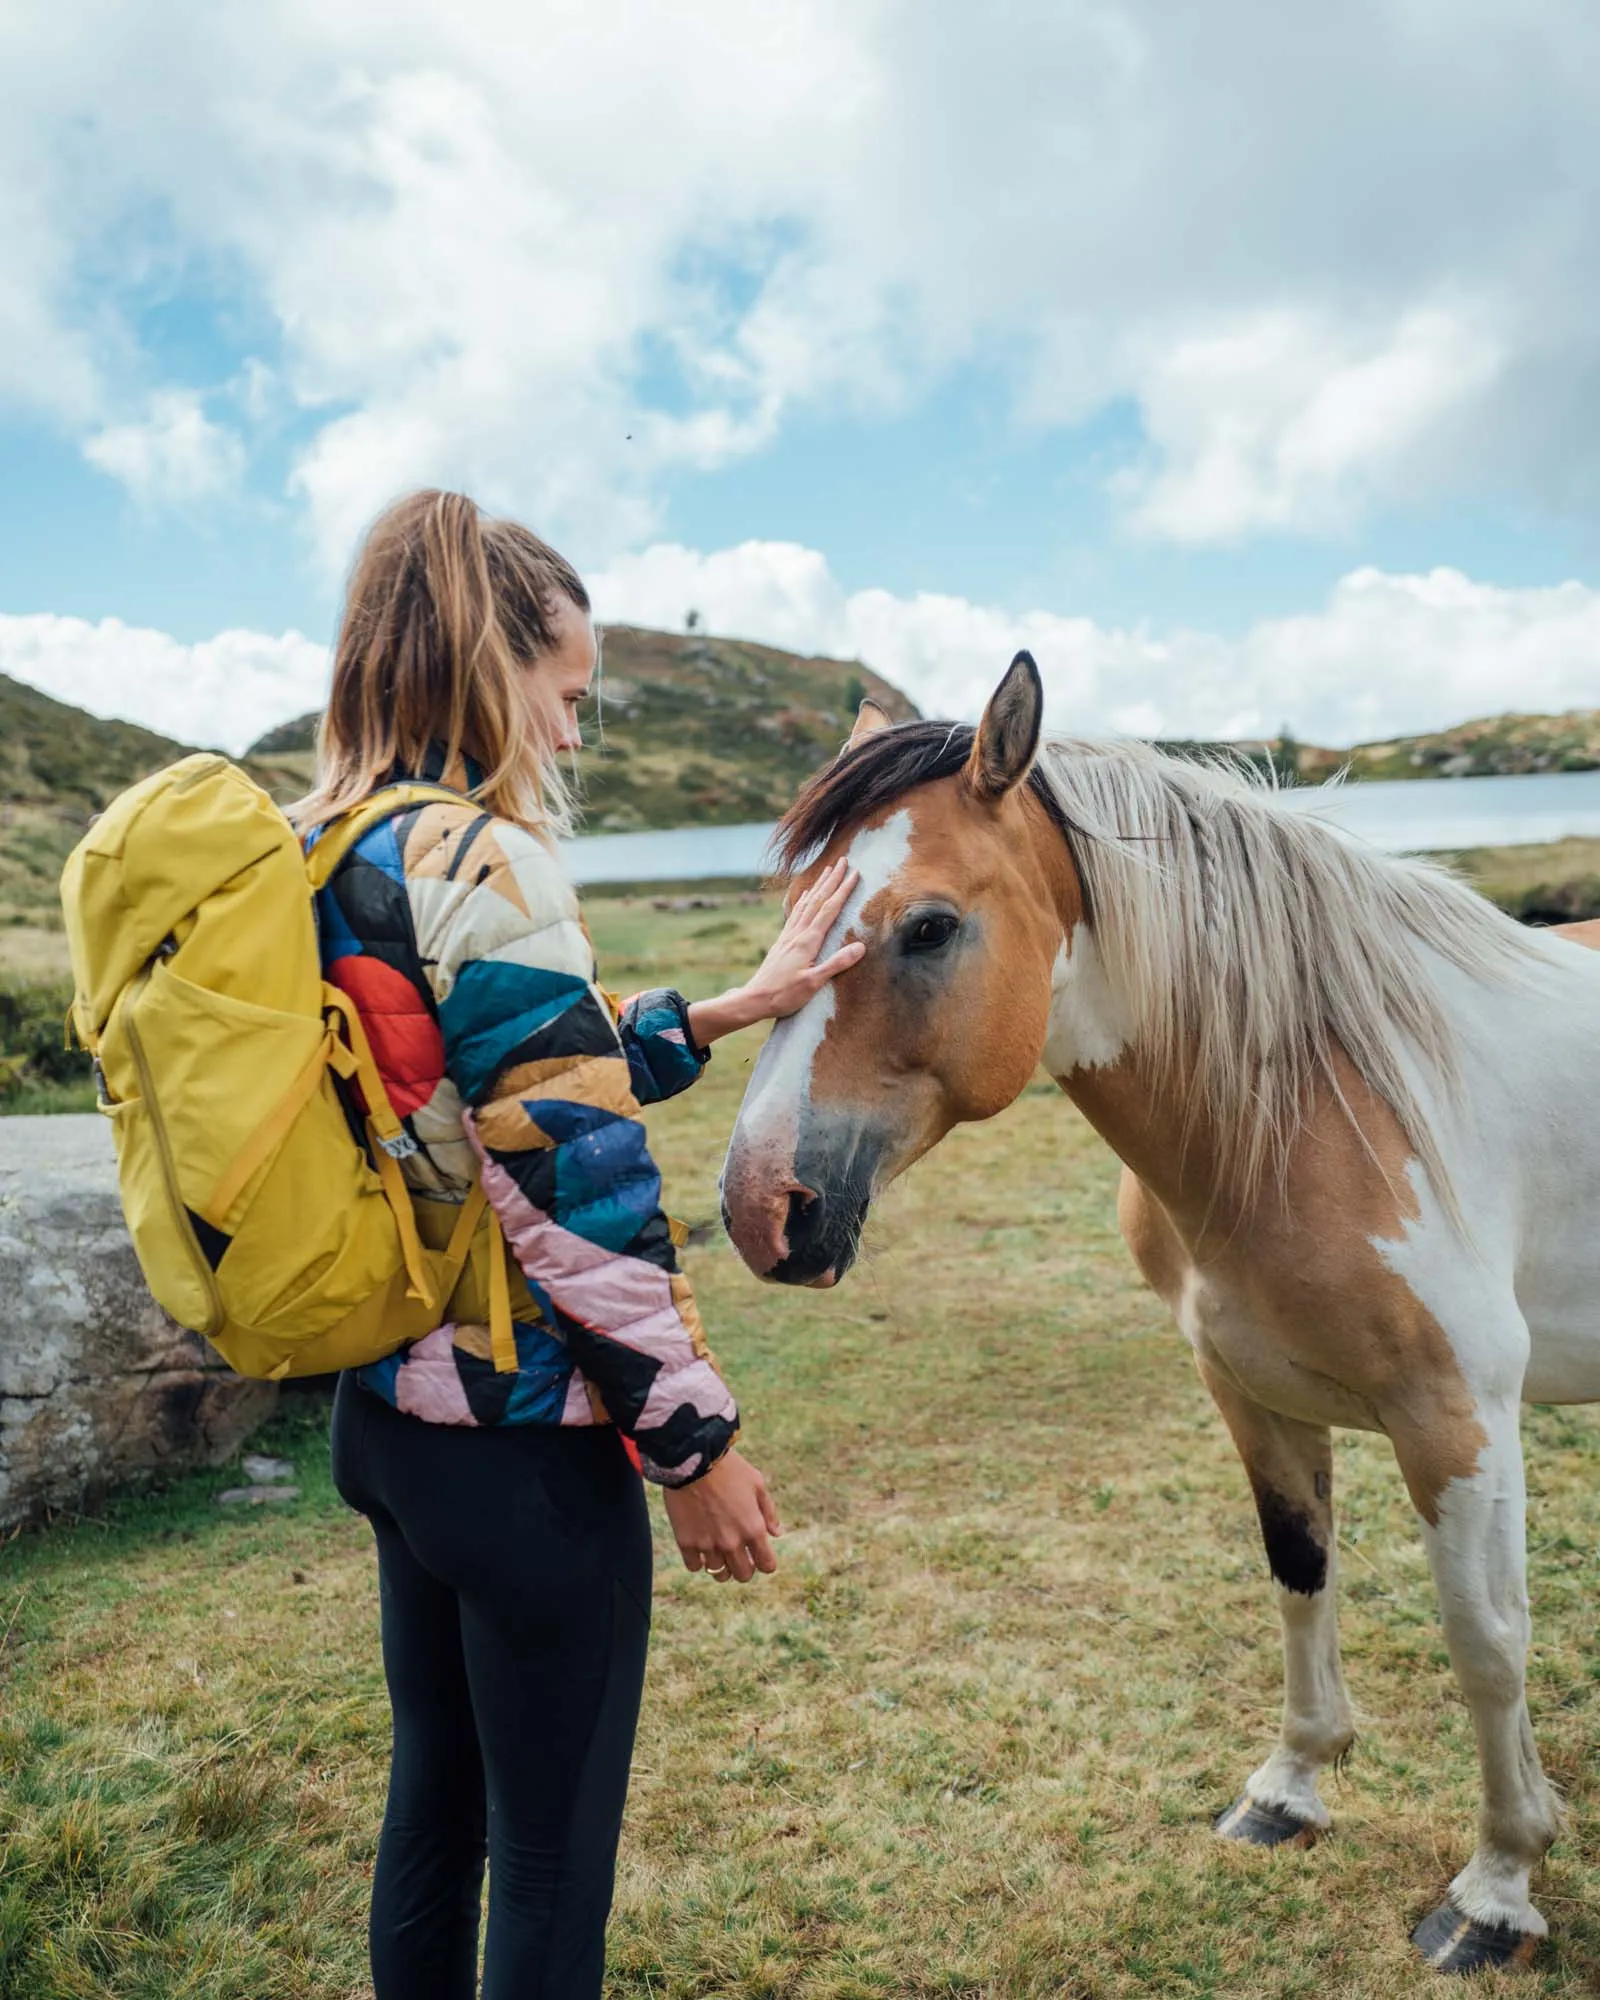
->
330, 1375, 652, 2000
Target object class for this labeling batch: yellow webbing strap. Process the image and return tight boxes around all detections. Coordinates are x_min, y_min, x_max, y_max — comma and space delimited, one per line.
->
486, 1209, 515, 1374
322, 985, 434, 1308
373, 1146, 434, 1308
443, 1182, 489, 1266
324, 984, 410, 1153
303, 782, 469, 891
433, 1183, 516, 1373
202, 1028, 336, 1231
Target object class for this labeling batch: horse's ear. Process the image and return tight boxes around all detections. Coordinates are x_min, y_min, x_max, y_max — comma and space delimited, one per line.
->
842, 696, 894, 756
964, 651, 1043, 799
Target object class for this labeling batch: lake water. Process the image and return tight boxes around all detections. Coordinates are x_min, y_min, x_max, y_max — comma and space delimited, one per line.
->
565, 768, 1600, 885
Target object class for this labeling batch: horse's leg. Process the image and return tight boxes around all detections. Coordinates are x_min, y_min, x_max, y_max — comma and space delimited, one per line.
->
1392, 1393, 1561, 1973
1199, 1363, 1355, 1845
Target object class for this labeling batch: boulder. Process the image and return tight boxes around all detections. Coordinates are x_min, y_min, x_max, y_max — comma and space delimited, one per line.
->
0, 1115, 276, 1530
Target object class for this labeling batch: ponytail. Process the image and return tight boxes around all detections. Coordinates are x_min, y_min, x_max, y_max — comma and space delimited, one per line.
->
296, 490, 590, 836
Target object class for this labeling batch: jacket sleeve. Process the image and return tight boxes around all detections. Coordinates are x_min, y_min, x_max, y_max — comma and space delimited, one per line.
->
415, 815, 739, 1486
618, 987, 709, 1106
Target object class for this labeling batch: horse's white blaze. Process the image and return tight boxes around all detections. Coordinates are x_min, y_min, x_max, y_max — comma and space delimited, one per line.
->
1042, 923, 1132, 1075
733, 981, 835, 1174
829, 809, 915, 948
723, 811, 914, 1214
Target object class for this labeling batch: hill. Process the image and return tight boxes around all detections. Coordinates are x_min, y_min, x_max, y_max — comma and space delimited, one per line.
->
0, 633, 918, 968
1336, 709, 1600, 782
1162, 711, 1600, 785
0, 673, 312, 974
0, 671, 194, 811
248, 626, 921, 830
1, 674, 185, 975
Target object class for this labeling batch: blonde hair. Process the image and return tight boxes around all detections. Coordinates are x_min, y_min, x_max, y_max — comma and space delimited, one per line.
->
295, 489, 590, 835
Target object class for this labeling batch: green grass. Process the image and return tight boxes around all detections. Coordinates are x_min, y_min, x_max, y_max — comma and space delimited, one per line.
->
3, 902, 1599, 1997
1445, 837, 1600, 925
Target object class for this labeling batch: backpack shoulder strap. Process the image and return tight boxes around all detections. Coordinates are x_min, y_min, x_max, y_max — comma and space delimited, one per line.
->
304, 783, 473, 890
302, 782, 518, 1367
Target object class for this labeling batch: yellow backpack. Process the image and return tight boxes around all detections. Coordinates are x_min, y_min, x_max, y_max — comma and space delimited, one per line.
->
59, 754, 517, 1382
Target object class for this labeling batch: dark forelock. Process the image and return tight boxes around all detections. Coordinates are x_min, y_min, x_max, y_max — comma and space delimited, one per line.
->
773, 719, 1073, 875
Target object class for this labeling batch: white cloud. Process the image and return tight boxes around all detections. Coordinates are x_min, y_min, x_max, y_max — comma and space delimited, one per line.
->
83, 391, 246, 509
9, 545, 1588, 760
1124, 309, 1505, 544
0, 613, 327, 754
3, 2, 1599, 555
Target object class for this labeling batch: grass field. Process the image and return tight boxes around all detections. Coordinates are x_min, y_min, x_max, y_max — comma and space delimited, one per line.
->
2, 898, 1599, 1998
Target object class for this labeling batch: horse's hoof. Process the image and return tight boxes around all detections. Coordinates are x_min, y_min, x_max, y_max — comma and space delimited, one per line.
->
1212, 1794, 1323, 1849
1411, 1900, 1541, 1974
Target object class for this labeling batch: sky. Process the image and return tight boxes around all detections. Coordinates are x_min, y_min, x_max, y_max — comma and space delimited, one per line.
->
3, 0, 1600, 754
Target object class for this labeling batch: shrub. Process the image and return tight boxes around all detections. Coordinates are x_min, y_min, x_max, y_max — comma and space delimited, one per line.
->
0, 978, 92, 1100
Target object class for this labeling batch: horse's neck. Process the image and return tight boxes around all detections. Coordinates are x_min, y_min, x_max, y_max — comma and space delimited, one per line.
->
1040, 921, 1216, 1219
1053, 1049, 1229, 1233
1043, 930, 1382, 1241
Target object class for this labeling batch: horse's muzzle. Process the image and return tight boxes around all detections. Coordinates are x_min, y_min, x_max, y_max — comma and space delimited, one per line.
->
722, 1113, 887, 1286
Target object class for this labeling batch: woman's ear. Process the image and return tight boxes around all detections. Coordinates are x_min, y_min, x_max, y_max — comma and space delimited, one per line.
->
841, 695, 894, 756
963, 651, 1043, 800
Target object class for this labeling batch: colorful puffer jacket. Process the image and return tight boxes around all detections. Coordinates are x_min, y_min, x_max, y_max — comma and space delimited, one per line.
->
311, 773, 739, 1486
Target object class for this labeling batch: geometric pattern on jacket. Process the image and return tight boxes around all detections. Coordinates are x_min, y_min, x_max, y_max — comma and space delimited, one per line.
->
311, 757, 739, 1486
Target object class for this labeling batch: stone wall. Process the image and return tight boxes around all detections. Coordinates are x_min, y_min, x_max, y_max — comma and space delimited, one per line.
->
0, 1115, 276, 1530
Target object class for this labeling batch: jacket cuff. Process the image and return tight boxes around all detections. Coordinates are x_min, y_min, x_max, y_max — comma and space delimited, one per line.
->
619, 987, 710, 1104
639, 1416, 739, 1488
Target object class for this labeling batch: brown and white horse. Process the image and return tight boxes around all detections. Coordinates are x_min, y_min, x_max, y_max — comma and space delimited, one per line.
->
722, 653, 1600, 1974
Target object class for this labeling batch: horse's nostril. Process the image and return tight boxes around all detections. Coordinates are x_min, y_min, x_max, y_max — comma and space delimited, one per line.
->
784, 1186, 820, 1242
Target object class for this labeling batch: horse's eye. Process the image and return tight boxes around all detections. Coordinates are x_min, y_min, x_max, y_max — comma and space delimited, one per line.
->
904, 912, 959, 954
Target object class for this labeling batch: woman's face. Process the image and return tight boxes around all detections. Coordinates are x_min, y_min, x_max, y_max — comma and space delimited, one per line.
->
520, 595, 599, 754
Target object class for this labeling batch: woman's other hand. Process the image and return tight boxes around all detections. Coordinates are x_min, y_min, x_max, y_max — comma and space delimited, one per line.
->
686, 858, 864, 1045
662, 1448, 782, 1582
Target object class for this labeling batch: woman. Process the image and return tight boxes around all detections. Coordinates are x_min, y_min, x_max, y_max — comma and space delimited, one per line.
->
297, 490, 863, 1999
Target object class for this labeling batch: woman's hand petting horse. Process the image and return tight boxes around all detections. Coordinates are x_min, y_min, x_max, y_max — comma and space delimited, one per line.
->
686, 857, 863, 1045
662, 1448, 783, 1582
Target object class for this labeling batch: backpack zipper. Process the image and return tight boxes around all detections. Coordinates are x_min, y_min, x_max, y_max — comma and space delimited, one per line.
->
122, 964, 226, 1338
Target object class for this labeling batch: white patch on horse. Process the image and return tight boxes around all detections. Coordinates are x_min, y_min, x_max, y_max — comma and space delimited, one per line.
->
724, 810, 914, 1192
1041, 922, 1132, 1076
831, 809, 915, 947
1363, 1091, 1563, 1935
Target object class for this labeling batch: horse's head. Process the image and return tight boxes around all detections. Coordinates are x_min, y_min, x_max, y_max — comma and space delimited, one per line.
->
722, 653, 1079, 1286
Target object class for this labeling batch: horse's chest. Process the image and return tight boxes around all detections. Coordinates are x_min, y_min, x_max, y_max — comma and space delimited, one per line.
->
1175, 1267, 1386, 1434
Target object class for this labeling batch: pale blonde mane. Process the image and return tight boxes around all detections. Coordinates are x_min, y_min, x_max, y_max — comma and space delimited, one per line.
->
1035, 737, 1546, 1210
